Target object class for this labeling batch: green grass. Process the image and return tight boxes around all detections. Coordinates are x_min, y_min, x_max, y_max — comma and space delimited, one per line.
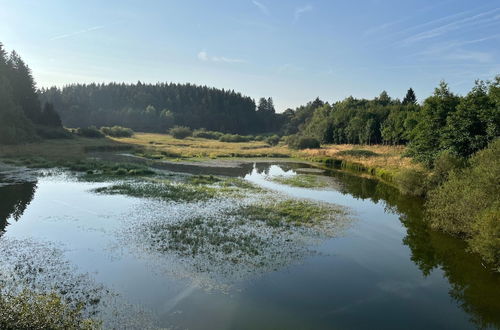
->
93, 180, 218, 202
149, 217, 262, 258
236, 199, 342, 227
271, 174, 328, 188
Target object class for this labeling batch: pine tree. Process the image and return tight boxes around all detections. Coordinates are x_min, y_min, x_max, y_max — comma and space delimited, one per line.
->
403, 88, 417, 105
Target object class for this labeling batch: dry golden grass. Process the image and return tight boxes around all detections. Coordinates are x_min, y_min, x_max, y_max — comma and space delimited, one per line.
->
301, 144, 422, 171
0, 137, 125, 160
111, 133, 292, 159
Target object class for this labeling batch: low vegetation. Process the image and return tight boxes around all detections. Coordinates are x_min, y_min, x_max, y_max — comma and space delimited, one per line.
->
94, 180, 218, 202
426, 139, 500, 270
271, 174, 328, 189
169, 126, 192, 139
100, 126, 134, 138
237, 199, 342, 228
0, 289, 99, 330
74, 126, 104, 138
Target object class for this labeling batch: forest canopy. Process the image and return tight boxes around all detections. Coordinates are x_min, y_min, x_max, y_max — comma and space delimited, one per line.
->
40, 83, 283, 134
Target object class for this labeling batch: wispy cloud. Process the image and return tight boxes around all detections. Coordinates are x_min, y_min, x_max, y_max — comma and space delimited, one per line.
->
294, 4, 312, 21
400, 8, 500, 45
50, 25, 105, 41
252, 0, 269, 16
197, 51, 246, 64
446, 50, 493, 63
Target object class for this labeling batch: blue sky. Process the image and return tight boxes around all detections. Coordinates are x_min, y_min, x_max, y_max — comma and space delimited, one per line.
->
1, 0, 499, 110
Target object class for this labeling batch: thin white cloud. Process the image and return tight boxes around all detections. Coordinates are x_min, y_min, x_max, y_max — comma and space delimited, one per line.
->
400, 8, 500, 45
252, 0, 269, 16
50, 25, 105, 41
446, 50, 493, 63
197, 51, 246, 64
294, 4, 312, 21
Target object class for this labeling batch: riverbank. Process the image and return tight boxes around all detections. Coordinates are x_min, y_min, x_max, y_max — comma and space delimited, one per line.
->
0, 133, 424, 190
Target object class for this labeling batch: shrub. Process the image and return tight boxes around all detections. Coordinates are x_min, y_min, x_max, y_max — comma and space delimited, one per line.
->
100, 126, 134, 137
265, 135, 281, 146
395, 169, 429, 196
288, 136, 320, 149
427, 150, 465, 188
75, 126, 104, 138
219, 134, 252, 143
426, 139, 500, 268
169, 126, 192, 139
193, 129, 223, 140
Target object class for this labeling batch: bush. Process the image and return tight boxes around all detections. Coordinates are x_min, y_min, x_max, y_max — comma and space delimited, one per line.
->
427, 150, 465, 188
287, 136, 320, 149
265, 135, 281, 146
75, 126, 104, 138
169, 126, 192, 139
100, 126, 134, 137
395, 168, 429, 197
193, 129, 223, 140
426, 139, 500, 269
219, 134, 252, 143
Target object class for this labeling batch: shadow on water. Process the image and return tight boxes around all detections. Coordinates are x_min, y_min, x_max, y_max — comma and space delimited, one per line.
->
0, 180, 37, 235
321, 168, 500, 328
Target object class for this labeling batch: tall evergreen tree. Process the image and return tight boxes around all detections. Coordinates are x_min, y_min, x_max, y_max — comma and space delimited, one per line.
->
402, 88, 417, 105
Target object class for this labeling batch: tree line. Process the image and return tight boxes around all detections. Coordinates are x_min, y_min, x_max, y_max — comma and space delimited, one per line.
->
285, 79, 499, 166
0, 42, 64, 144
40, 83, 283, 134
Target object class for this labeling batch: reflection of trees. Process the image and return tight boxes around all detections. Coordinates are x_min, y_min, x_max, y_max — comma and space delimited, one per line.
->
0, 182, 37, 235
326, 168, 500, 329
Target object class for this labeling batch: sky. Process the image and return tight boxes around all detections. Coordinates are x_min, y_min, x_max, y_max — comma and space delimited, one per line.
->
0, 0, 499, 111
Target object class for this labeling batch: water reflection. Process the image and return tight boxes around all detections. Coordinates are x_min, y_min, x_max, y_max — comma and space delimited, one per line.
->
0, 181, 37, 235
320, 168, 500, 328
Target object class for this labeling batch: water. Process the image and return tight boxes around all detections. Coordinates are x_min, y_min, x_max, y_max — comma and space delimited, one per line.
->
0, 163, 499, 329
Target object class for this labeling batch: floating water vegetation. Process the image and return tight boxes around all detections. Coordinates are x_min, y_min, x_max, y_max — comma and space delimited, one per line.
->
236, 199, 344, 227
0, 289, 100, 330
271, 174, 329, 189
93, 181, 218, 202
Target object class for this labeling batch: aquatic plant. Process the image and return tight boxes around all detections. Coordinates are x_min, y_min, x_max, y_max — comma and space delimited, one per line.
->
271, 174, 328, 189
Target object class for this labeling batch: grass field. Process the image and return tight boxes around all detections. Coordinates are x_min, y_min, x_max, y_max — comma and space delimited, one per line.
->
0, 133, 421, 187
110, 133, 292, 159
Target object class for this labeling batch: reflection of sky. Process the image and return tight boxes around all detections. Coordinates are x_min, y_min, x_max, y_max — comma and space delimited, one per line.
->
0, 166, 480, 329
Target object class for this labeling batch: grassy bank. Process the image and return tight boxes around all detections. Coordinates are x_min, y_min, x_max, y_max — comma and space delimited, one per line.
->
110, 133, 292, 159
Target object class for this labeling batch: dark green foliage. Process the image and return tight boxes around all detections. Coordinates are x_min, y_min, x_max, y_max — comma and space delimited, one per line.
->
38, 102, 62, 127
169, 126, 192, 139
265, 134, 280, 146
40, 83, 283, 134
0, 41, 63, 144
402, 88, 417, 105
192, 129, 223, 140
287, 136, 320, 149
394, 169, 429, 197
75, 126, 104, 138
219, 134, 252, 143
426, 139, 500, 268
100, 126, 134, 137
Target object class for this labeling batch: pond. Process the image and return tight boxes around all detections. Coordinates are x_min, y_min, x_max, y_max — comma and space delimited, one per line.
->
0, 162, 499, 329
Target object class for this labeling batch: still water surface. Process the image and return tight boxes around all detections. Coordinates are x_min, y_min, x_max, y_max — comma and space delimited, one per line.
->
0, 162, 499, 329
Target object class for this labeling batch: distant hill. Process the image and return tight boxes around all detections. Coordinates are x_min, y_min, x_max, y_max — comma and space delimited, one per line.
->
40, 83, 282, 134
